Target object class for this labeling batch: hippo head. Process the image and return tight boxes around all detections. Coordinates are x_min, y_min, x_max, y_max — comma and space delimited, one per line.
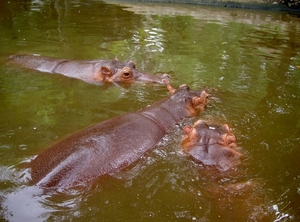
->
182, 120, 242, 171
98, 58, 170, 84
166, 84, 208, 117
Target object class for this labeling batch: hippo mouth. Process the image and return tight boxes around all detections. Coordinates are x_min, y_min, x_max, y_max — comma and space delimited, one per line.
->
135, 72, 171, 84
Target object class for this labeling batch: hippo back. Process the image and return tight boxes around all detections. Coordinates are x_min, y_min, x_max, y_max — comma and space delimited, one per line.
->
31, 113, 165, 188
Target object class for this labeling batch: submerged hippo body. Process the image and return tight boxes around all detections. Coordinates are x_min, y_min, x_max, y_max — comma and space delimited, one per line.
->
182, 120, 242, 171
9, 54, 170, 85
31, 85, 208, 188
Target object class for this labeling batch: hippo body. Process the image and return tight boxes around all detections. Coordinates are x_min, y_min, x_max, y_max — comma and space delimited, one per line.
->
31, 85, 208, 188
9, 54, 170, 85
182, 120, 241, 171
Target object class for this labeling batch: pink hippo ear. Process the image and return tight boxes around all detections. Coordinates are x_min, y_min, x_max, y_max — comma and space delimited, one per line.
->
181, 125, 199, 152
219, 124, 231, 133
183, 125, 193, 136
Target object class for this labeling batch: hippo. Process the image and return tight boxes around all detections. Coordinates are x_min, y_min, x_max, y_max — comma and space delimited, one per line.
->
181, 120, 242, 171
30, 84, 208, 189
9, 54, 170, 85
181, 120, 274, 220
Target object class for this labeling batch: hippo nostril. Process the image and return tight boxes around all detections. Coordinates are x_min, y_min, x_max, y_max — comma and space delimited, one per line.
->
162, 73, 171, 79
161, 74, 171, 84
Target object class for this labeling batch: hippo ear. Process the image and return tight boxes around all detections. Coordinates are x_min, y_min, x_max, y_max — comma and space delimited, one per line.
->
218, 124, 231, 133
192, 90, 208, 110
220, 133, 237, 149
192, 97, 206, 110
114, 55, 118, 60
194, 119, 207, 128
126, 60, 136, 69
183, 125, 193, 136
181, 125, 195, 151
100, 66, 113, 77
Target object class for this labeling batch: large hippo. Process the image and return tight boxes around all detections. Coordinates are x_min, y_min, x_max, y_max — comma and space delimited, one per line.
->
30, 84, 208, 189
181, 119, 242, 171
9, 54, 170, 85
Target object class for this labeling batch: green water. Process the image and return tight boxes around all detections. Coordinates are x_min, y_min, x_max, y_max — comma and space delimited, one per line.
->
1, 0, 300, 221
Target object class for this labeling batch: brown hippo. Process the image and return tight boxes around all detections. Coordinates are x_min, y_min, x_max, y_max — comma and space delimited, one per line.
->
182, 120, 242, 171
9, 54, 170, 85
181, 120, 274, 220
30, 84, 208, 189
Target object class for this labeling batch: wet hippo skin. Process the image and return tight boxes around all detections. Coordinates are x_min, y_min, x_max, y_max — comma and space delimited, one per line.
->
9, 54, 171, 85
30, 84, 208, 189
182, 120, 242, 171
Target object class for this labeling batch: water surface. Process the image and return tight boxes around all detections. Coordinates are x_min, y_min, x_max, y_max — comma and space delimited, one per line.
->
1, 1, 300, 221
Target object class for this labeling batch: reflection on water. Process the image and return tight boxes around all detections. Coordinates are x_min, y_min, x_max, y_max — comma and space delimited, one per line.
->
1, 0, 300, 221
132, 27, 166, 53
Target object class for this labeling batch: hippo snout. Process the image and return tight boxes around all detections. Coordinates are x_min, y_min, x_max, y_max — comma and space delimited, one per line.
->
161, 73, 171, 84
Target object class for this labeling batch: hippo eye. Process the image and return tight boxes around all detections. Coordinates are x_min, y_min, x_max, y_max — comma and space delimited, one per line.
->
122, 71, 132, 78
121, 67, 133, 79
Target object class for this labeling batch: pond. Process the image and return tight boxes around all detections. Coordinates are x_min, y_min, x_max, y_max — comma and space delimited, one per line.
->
1, 0, 300, 221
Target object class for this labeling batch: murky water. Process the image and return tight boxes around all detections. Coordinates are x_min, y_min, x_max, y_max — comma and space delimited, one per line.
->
1, 0, 300, 221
